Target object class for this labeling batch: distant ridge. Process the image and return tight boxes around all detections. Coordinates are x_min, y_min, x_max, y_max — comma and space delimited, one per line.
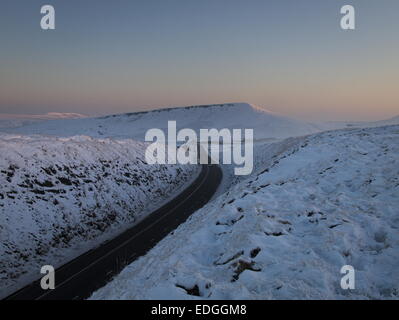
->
375, 114, 399, 125
0, 112, 87, 129
103, 103, 242, 118
0, 112, 86, 120
103, 103, 278, 119
4, 103, 321, 140
3, 105, 396, 138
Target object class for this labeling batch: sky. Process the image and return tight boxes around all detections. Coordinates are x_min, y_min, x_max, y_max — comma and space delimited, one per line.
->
0, 0, 398, 121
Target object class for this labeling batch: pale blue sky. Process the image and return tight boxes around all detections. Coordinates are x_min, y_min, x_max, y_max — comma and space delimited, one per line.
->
1, 0, 398, 120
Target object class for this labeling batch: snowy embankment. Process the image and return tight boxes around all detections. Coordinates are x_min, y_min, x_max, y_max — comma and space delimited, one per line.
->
91, 125, 399, 300
0, 134, 198, 298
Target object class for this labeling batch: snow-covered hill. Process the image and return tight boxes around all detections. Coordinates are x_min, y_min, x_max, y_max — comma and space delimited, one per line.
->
0, 112, 86, 129
317, 115, 399, 132
2, 105, 397, 142
91, 124, 399, 300
2, 103, 322, 141
367, 115, 399, 127
0, 134, 198, 298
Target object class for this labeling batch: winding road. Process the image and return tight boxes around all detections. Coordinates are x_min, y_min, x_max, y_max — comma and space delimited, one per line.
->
5, 163, 222, 300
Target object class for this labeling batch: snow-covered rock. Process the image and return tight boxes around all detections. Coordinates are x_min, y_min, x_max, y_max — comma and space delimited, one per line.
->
0, 134, 198, 298
91, 124, 399, 300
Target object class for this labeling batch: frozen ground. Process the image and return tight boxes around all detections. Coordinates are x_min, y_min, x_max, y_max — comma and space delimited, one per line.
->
91, 125, 399, 300
0, 134, 198, 298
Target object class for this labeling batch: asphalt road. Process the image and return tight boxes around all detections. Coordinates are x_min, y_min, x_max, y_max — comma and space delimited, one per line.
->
5, 163, 222, 300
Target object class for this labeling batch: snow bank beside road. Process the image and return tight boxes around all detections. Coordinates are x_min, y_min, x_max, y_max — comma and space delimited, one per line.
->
0, 134, 198, 298
91, 125, 399, 300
